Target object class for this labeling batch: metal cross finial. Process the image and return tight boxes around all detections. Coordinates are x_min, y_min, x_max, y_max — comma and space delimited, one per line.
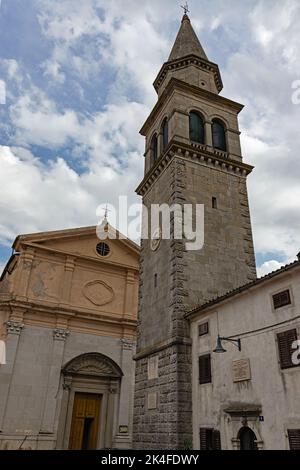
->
100, 204, 111, 220
104, 204, 110, 219
181, 2, 190, 15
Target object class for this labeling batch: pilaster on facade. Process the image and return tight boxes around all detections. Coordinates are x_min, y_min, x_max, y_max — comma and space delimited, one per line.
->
15, 247, 35, 301
5, 320, 24, 336
61, 256, 76, 306
123, 269, 136, 319
121, 338, 134, 351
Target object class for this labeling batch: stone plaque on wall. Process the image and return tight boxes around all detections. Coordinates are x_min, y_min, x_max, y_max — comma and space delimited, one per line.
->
147, 392, 157, 410
232, 358, 251, 382
148, 355, 158, 380
119, 425, 129, 434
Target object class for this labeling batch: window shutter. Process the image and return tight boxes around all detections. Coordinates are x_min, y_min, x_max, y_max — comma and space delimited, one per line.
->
213, 430, 221, 450
200, 428, 208, 450
200, 428, 221, 450
277, 329, 298, 369
288, 429, 300, 450
273, 290, 291, 309
199, 354, 212, 384
198, 322, 209, 336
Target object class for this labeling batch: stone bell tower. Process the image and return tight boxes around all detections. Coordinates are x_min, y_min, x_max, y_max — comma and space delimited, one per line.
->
133, 13, 256, 450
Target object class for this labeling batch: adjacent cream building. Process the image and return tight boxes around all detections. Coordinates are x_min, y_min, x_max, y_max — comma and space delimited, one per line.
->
0, 226, 139, 450
187, 255, 300, 450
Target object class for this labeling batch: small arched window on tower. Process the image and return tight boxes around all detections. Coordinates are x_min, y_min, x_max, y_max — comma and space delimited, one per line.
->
150, 133, 158, 166
212, 119, 227, 152
161, 118, 169, 153
189, 111, 205, 144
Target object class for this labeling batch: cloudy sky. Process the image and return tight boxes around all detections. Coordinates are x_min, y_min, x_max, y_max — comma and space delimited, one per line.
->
0, 0, 300, 277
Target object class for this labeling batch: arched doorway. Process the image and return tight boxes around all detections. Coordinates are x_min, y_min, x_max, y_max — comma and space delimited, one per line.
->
238, 426, 258, 450
57, 353, 123, 450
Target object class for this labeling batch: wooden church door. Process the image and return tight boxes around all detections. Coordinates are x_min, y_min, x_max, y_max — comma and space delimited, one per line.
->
69, 393, 102, 450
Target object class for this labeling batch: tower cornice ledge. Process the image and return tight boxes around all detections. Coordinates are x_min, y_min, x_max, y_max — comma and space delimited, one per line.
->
153, 53, 223, 94
136, 141, 254, 196
140, 77, 244, 136
134, 336, 192, 361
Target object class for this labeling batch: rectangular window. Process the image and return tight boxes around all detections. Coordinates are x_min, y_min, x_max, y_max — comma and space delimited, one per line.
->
212, 197, 217, 209
199, 354, 212, 384
200, 428, 221, 450
199, 322, 209, 336
277, 329, 299, 369
154, 274, 157, 288
288, 429, 300, 450
273, 290, 291, 309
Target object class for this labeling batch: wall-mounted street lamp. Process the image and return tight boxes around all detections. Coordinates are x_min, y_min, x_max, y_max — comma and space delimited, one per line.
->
213, 335, 241, 353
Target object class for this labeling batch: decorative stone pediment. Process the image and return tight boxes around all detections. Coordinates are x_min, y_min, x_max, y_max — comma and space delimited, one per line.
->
83, 280, 114, 306
62, 352, 123, 378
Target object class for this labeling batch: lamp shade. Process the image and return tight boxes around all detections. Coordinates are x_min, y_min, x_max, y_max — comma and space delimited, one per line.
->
213, 336, 227, 353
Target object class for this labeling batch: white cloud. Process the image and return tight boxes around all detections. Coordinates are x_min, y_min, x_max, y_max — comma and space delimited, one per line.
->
11, 93, 81, 147
219, 1, 300, 274
0, 97, 147, 246
1, 0, 300, 278
257, 260, 286, 278
0, 80, 5, 104
42, 59, 65, 83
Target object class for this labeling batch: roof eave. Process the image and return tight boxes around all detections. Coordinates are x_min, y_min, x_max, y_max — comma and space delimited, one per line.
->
185, 259, 300, 320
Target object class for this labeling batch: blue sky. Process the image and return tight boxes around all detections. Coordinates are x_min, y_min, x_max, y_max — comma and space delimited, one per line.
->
0, 0, 300, 277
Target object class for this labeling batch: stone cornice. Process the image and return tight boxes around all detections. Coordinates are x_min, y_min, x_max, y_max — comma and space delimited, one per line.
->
13, 226, 140, 254
136, 141, 254, 197
153, 54, 223, 94
134, 336, 192, 361
17, 241, 139, 274
140, 77, 244, 136
0, 298, 137, 330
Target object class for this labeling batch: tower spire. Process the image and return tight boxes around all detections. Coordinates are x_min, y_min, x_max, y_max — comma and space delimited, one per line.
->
168, 9, 208, 61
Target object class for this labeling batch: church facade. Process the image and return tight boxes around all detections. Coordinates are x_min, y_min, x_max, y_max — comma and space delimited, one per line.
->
0, 226, 139, 449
